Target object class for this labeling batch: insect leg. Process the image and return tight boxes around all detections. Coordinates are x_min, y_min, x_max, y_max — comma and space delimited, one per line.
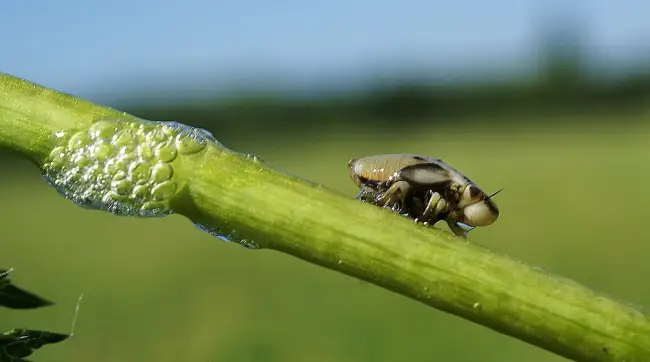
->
420, 191, 449, 223
446, 220, 472, 238
373, 180, 411, 211
356, 185, 378, 202
405, 196, 425, 219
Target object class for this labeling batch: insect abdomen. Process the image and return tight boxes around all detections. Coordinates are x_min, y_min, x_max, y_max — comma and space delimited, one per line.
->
351, 154, 434, 183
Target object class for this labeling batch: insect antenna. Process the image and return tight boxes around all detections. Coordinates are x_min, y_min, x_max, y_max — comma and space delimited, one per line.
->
484, 188, 503, 200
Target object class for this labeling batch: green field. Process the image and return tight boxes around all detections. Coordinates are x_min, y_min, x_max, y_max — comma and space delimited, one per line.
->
2, 116, 650, 362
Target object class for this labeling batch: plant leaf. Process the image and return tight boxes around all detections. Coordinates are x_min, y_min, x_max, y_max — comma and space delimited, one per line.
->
0, 329, 69, 362
0, 270, 53, 310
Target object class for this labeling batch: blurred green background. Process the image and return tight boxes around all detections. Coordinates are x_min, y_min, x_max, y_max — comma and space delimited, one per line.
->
3, 2, 650, 361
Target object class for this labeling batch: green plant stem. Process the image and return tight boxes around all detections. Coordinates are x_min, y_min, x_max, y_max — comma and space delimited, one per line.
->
1, 72, 649, 362
0, 75, 135, 163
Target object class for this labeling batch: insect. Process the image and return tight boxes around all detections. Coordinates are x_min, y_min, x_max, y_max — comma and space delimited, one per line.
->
347, 154, 501, 237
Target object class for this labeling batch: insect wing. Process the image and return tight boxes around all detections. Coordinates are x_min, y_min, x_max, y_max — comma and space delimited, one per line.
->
398, 162, 453, 187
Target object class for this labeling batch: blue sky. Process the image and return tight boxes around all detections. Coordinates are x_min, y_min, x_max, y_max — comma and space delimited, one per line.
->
1, 0, 649, 101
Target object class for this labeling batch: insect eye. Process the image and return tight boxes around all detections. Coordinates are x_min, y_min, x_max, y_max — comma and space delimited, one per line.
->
469, 185, 481, 198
